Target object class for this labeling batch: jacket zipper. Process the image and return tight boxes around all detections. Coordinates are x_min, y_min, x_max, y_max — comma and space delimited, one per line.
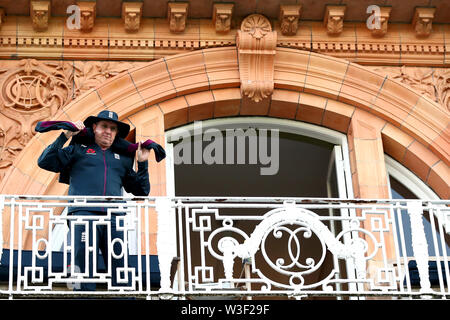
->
102, 150, 107, 196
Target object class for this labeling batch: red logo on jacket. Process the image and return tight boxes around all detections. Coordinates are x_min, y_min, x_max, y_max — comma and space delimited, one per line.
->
86, 148, 96, 154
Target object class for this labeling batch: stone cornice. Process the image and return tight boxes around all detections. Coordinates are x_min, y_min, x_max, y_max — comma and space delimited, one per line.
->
0, 16, 448, 66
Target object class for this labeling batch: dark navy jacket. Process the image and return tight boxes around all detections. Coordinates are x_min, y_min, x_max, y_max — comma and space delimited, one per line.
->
38, 133, 150, 213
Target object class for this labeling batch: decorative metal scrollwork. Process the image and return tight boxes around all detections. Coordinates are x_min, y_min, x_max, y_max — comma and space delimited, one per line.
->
188, 203, 375, 292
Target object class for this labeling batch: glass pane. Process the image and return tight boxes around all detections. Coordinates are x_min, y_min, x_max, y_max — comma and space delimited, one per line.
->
173, 130, 334, 197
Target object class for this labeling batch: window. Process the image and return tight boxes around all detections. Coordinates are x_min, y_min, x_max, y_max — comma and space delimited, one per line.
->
165, 117, 355, 294
386, 155, 450, 257
166, 117, 353, 199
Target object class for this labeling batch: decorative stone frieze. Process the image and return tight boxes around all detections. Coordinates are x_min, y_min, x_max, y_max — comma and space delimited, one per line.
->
0, 59, 71, 179
368, 66, 450, 112
122, 2, 143, 33
324, 5, 346, 36
0, 59, 147, 179
0, 59, 70, 112
0, 12, 447, 65
237, 14, 277, 102
168, 2, 188, 33
279, 5, 301, 36
30, 1, 50, 32
412, 7, 435, 38
77, 1, 96, 33
212, 3, 233, 34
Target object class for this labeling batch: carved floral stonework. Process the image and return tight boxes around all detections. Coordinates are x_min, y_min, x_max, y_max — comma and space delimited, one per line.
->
122, 2, 143, 33
213, 3, 233, 34
0, 59, 71, 179
412, 7, 435, 38
371, 6, 391, 38
72, 60, 144, 96
78, 1, 96, 33
324, 5, 345, 36
0, 59, 146, 180
241, 14, 272, 39
30, 1, 50, 32
368, 66, 450, 112
237, 14, 277, 102
168, 2, 188, 33
279, 5, 301, 36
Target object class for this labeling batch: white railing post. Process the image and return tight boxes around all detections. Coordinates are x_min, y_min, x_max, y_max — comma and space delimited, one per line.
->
407, 200, 432, 294
156, 197, 177, 294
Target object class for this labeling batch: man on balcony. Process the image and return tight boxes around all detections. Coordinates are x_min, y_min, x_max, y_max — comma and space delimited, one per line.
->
37, 110, 150, 291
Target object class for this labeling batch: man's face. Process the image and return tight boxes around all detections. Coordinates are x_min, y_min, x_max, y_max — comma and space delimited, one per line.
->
93, 120, 118, 149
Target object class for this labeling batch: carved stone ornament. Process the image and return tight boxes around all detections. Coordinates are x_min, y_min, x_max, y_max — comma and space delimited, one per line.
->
279, 5, 301, 36
0, 59, 72, 179
77, 1, 96, 33
122, 2, 143, 33
0, 8, 5, 30
371, 6, 391, 38
412, 7, 435, 38
324, 5, 346, 36
168, 2, 188, 33
368, 66, 450, 112
236, 14, 277, 102
212, 3, 233, 34
30, 1, 50, 32
0, 59, 148, 181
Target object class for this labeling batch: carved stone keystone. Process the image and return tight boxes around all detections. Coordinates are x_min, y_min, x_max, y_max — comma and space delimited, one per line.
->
168, 2, 188, 33
213, 3, 233, 34
236, 14, 277, 102
279, 5, 301, 36
412, 7, 435, 38
30, 1, 50, 32
77, 1, 96, 33
122, 2, 143, 33
324, 5, 346, 35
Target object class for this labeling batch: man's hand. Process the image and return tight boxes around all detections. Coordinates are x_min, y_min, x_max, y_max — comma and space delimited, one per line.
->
137, 142, 150, 162
64, 120, 85, 139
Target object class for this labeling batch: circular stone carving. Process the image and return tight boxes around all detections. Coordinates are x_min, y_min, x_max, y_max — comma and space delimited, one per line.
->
240, 14, 272, 39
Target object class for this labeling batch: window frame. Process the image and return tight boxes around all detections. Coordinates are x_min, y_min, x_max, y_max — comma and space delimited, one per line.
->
385, 155, 440, 201
165, 116, 354, 199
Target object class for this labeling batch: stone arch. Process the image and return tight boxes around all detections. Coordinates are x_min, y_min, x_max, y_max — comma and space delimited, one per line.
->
0, 47, 448, 200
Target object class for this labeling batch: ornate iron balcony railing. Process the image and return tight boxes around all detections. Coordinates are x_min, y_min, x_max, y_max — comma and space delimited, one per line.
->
0, 195, 448, 299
